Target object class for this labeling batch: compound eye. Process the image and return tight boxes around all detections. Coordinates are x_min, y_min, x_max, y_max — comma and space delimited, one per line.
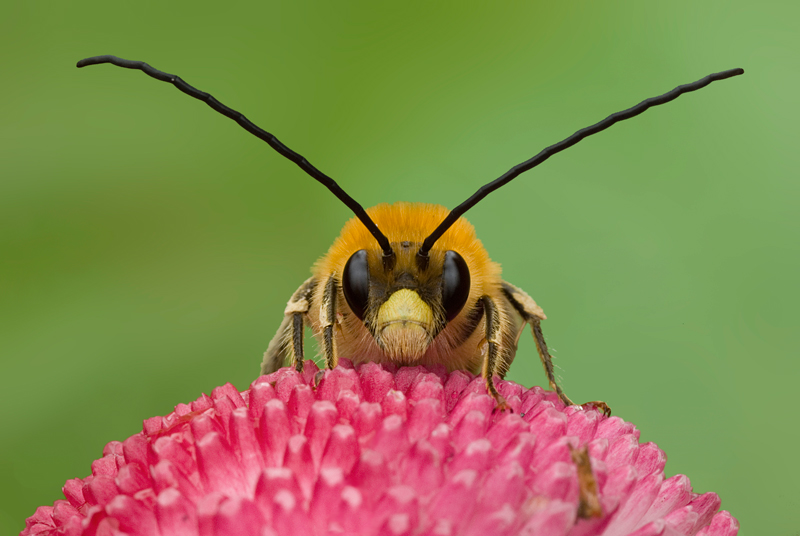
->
343, 249, 370, 320
442, 250, 470, 321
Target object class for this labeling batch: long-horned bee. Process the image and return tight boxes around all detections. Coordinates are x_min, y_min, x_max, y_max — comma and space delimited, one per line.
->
77, 56, 743, 414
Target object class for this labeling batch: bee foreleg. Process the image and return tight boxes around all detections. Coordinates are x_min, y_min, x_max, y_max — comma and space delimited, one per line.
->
290, 313, 305, 371
261, 277, 316, 374
480, 295, 509, 411
319, 275, 338, 369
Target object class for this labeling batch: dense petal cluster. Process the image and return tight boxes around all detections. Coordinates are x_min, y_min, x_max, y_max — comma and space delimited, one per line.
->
22, 360, 737, 536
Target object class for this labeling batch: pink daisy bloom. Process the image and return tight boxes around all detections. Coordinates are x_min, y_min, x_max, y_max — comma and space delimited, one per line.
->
21, 360, 738, 536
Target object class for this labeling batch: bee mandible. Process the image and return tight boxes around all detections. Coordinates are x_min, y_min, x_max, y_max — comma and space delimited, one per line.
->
77, 56, 744, 414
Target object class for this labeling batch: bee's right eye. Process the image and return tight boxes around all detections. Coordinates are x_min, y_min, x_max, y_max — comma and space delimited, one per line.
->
343, 249, 370, 320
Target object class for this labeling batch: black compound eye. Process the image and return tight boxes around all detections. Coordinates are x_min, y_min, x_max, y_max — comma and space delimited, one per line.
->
343, 249, 370, 320
442, 250, 470, 321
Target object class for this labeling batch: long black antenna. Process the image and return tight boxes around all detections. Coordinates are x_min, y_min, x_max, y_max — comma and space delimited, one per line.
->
417, 68, 745, 260
76, 55, 396, 268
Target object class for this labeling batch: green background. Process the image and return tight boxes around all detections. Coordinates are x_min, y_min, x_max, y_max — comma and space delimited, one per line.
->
1, 1, 796, 534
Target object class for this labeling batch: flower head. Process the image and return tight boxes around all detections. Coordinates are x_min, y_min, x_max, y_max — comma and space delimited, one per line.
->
22, 360, 738, 535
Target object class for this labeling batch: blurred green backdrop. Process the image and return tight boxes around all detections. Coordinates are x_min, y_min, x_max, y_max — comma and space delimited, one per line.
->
1, 1, 797, 533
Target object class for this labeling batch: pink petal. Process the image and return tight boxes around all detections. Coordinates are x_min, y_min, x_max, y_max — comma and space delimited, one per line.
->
335, 389, 361, 421
229, 407, 264, 488
530, 407, 569, 454
151, 435, 195, 480
105, 494, 159, 536
272, 370, 304, 402
358, 362, 394, 403
637, 474, 693, 528
155, 487, 197, 536
486, 413, 528, 452
151, 460, 202, 502
253, 467, 302, 520
480, 461, 527, 511
449, 438, 492, 474
634, 442, 667, 478
401, 439, 444, 495
626, 519, 683, 536
304, 401, 338, 467
453, 410, 489, 450
24, 506, 54, 530
62, 478, 86, 509
213, 496, 263, 536
351, 401, 383, 441
406, 397, 445, 442
519, 499, 576, 536
350, 449, 390, 503
283, 435, 315, 499
443, 370, 472, 412
270, 489, 312, 535
246, 380, 276, 422
196, 491, 225, 536
115, 462, 151, 495
696, 511, 739, 536
428, 469, 481, 533
565, 408, 601, 444
211, 383, 245, 408
83, 475, 118, 507
287, 384, 314, 434
408, 373, 445, 402
308, 467, 345, 532
259, 399, 291, 467
195, 432, 246, 496
122, 434, 149, 467
51, 501, 79, 527
603, 473, 663, 535
91, 455, 118, 478
382, 389, 408, 419
373, 485, 419, 535
320, 424, 359, 473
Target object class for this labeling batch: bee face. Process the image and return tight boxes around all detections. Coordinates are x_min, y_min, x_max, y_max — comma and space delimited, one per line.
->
312, 202, 502, 367
341, 241, 471, 359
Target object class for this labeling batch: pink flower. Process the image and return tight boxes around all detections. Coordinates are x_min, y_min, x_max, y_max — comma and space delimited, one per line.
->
21, 360, 738, 536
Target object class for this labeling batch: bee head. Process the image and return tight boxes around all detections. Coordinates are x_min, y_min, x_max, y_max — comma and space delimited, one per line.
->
316, 202, 500, 362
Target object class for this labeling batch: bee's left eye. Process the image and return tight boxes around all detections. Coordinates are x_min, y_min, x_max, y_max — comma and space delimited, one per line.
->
442, 250, 470, 320
343, 249, 370, 320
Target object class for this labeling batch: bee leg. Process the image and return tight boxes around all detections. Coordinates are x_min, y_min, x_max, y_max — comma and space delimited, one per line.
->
289, 313, 305, 371
529, 318, 576, 407
532, 319, 611, 417
319, 275, 338, 370
261, 277, 316, 375
502, 282, 611, 417
480, 295, 509, 411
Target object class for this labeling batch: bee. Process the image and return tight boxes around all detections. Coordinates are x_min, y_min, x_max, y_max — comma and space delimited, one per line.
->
77, 56, 743, 414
